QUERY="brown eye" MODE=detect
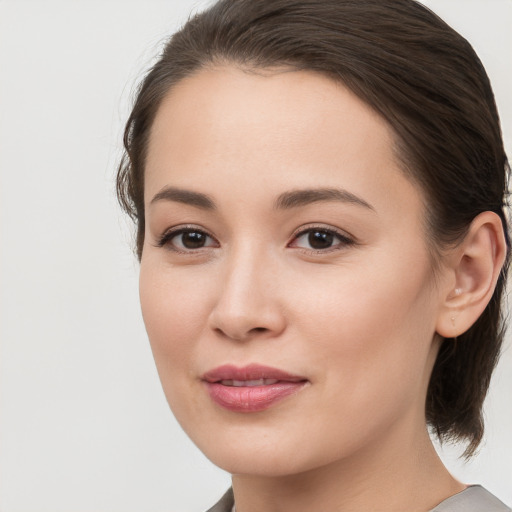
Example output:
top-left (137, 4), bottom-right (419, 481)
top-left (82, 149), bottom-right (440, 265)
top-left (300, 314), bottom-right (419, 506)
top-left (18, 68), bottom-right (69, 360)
top-left (158, 228), bottom-right (218, 251)
top-left (180, 231), bottom-right (209, 249)
top-left (290, 227), bottom-right (354, 252)
top-left (308, 230), bottom-right (335, 249)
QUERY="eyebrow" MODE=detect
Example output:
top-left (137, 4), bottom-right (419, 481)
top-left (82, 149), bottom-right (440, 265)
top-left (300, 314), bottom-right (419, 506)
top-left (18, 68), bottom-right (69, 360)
top-left (149, 185), bottom-right (374, 212)
top-left (274, 188), bottom-right (375, 211)
top-left (150, 186), bottom-right (216, 210)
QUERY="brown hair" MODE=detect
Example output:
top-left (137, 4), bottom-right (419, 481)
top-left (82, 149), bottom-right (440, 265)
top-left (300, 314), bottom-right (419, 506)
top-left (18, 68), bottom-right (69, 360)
top-left (116, 0), bottom-right (509, 455)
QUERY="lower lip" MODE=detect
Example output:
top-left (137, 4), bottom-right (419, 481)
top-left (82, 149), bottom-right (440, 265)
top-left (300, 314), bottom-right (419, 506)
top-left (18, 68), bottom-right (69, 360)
top-left (205, 381), bottom-right (306, 412)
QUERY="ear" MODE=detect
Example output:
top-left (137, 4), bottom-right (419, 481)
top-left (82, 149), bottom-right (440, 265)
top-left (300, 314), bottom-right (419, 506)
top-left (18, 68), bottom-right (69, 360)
top-left (436, 211), bottom-right (507, 338)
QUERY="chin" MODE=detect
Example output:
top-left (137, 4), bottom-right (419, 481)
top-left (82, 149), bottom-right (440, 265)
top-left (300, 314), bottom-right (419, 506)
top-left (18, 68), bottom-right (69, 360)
top-left (206, 449), bottom-right (312, 477)
top-left (191, 426), bottom-right (348, 478)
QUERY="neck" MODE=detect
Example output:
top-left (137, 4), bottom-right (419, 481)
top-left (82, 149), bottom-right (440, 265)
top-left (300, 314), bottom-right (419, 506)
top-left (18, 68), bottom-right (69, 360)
top-left (231, 424), bottom-right (464, 512)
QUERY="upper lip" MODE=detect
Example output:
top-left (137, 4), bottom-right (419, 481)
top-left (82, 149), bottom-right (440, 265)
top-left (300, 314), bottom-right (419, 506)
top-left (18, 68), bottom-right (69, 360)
top-left (202, 364), bottom-right (307, 383)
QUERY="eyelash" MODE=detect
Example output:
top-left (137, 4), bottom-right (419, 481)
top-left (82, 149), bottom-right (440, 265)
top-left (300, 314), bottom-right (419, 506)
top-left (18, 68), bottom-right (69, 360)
top-left (288, 225), bottom-right (356, 253)
top-left (156, 225), bottom-right (219, 253)
top-left (155, 224), bottom-right (355, 254)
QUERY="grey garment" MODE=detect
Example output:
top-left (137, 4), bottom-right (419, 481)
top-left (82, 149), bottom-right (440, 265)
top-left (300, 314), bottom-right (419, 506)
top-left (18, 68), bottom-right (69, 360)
top-left (206, 485), bottom-right (511, 512)
top-left (429, 485), bottom-right (511, 512)
top-left (206, 488), bottom-right (233, 512)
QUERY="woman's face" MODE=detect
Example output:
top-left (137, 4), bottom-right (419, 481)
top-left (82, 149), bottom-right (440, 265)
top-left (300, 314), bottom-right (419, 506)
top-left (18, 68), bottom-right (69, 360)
top-left (140, 66), bottom-right (448, 476)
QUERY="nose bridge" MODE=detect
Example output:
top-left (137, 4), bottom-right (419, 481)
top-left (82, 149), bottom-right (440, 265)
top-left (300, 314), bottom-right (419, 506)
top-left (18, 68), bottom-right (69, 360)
top-left (209, 239), bottom-right (284, 340)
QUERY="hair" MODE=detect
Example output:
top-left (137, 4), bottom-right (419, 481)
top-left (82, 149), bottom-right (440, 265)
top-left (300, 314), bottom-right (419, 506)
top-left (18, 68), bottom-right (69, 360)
top-left (116, 0), bottom-right (509, 456)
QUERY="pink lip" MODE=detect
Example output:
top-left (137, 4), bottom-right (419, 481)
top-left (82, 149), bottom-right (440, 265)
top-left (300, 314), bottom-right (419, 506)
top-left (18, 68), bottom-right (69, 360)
top-left (202, 364), bottom-right (308, 413)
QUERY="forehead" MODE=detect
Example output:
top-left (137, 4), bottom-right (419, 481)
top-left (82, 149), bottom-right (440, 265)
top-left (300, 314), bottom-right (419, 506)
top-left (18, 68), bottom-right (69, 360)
top-left (147, 66), bottom-right (394, 165)
top-left (145, 65), bottom-right (425, 221)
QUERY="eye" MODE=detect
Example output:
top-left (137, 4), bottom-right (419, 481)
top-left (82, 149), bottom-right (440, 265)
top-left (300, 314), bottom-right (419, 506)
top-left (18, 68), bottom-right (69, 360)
top-left (290, 227), bottom-right (354, 252)
top-left (157, 227), bottom-right (218, 252)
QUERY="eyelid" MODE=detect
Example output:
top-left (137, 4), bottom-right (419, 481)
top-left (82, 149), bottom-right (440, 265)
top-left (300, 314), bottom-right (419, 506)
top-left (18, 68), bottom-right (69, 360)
top-left (288, 224), bottom-right (356, 252)
top-left (153, 223), bottom-right (355, 253)
top-left (155, 224), bottom-right (219, 251)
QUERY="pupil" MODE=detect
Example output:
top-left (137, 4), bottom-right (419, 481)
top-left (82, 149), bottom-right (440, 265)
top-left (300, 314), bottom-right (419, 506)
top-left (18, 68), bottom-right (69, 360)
top-left (182, 232), bottom-right (206, 249)
top-left (308, 230), bottom-right (334, 249)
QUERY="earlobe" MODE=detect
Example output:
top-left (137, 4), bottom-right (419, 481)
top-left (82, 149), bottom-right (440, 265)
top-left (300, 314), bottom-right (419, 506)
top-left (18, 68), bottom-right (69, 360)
top-left (436, 211), bottom-right (507, 338)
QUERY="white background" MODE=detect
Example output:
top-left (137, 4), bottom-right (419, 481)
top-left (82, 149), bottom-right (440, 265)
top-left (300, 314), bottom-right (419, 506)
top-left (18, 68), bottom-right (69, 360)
top-left (0, 1), bottom-right (511, 511)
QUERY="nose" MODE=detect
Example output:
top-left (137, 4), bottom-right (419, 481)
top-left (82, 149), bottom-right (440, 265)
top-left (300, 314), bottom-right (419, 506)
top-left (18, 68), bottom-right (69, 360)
top-left (208, 248), bottom-right (286, 342)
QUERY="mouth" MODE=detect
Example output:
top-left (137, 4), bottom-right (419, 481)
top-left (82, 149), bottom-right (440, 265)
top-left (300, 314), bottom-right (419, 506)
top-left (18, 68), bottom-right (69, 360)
top-left (218, 378), bottom-right (280, 387)
top-left (202, 364), bottom-right (308, 413)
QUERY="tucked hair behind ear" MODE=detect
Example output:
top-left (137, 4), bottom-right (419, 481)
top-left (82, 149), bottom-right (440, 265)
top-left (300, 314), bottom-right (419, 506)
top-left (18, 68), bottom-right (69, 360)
top-left (117, 0), bottom-right (510, 456)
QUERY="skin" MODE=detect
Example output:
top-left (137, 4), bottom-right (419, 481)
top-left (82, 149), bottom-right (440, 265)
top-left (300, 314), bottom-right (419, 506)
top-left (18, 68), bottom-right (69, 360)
top-left (138, 66), bottom-right (496, 511)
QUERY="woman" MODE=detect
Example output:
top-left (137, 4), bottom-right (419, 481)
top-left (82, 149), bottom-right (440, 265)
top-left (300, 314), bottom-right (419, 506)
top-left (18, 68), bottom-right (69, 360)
top-left (116, 0), bottom-right (511, 510)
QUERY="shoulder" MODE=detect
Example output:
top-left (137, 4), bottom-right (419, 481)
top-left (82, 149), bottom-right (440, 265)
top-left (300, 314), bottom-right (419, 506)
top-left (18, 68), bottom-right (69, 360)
top-left (430, 485), bottom-right (511, 512)
top-left (205, 488), bottom-right (234, 512)
top-left (204, 486), bottom-right (511, 512)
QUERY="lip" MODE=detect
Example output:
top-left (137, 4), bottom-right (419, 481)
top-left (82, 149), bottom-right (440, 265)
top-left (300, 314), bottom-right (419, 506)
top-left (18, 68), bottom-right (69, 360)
top-left (202, 364), bottom-right (308, 413)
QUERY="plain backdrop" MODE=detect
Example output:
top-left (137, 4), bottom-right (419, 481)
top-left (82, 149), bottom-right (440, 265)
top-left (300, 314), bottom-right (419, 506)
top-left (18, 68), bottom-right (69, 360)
top-left (0, 1), bottom-right (511, 511)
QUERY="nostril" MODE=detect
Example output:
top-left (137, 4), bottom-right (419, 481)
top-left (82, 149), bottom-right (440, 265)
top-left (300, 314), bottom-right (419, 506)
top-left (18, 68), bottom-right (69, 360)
top-left (210, 303), bottom-right (286, 341)
top-left (213, 325), bottom-right (269, 341)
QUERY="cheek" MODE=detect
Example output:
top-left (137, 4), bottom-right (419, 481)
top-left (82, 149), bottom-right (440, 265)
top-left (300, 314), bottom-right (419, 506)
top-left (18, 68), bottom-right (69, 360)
top-left (289, 251), bottom-right (438, 403)
top-left (138, 259), bottom-right (218, 423)
top-left (139, 260), bottom-right (211, 371)
top-left (276, 265), bottom-right (438, 464)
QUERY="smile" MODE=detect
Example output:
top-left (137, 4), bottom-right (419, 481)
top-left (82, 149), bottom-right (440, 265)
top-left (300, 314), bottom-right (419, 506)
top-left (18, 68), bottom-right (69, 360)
top-left (220, 379), bottom-right (279, 387)
top-left (202, 364), bottom-right (308, 412)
